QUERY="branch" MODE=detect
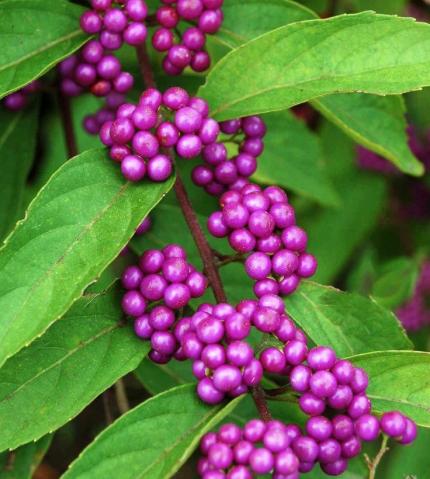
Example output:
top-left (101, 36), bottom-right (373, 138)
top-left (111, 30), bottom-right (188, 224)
top-left (135, 43), bottom-right (271, 421)
top-left (366, 435), bottom-right (389, 479)
top-left (114, 378), bottom-right (131, 414)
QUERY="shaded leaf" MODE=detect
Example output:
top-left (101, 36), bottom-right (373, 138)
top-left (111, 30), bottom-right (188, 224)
top-left (0, 101), bottom-right (39, 241)
top-left (0, 149), bottom-right (174, 368)
top-left (254, 111), bottom-right (339, 206)
top-left (0, 435), bottom-right (52, 479)
top-left (284, 281), bottom-right (412, 357)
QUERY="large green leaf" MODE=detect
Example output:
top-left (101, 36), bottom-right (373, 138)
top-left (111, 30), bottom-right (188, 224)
top-left (0, 149), bottom-right (174, 368)
top-left (284, 281), bottom-right (412, 357)
top-left (350, 351), bottom-right (430, 427)
top-left (199, 13), bottom-right (430, 120)
top-left (0, 101), bottom-right (39, 241)
top-left (313, 94), bottom-right (424, 176)
top-left (0, 0), bottom-right (87, 99)
top-left (0, 287), bottom-right (149, 452)
top-left (62, 385), bottom-right (243, 479)
top-left (211, 3), bottom-right (420, 176)
top-left (0, 435), bottom-right (52, 479)
top-left (216, 0), bottom-right (316, 49)
top-left (254, 111), bottom-right (339, 206)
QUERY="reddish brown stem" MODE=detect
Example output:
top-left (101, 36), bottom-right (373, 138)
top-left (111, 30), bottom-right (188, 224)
top-left (135, 43), bottom-right (271, 420)
top-left (57, 92), bottom-right (78, 158)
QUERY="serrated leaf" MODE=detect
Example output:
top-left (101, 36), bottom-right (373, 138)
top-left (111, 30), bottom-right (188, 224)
top-left (0, 149), bottom-right (174, 368)
top-left (0, 0), bottom-right (88, 99)
top-left (210, 2), bottom-right (421, 178)
top-left (0, 101), bottom-right (39, 241)
top-left (0, 435), bottom-right (52, 479)
top-left (216, 0), bottom-right (316, 49)
top-left (284, 281), bottom-right (412, 357)
top-left (199, 13), bottom-right (430, 120)
top-left (253, 111), bottom-right (339, 206)
top-left (312, 94), bottom-right (424, 176)
top-left (0, 286), bottom-right (149, 452)
top-left (62, 385), bottom-right (243, 479)
top-left (349, 351), bottom-right (430, 427)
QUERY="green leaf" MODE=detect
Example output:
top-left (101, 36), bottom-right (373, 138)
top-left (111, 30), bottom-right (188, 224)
top-left (253, 111), bottom-right (339, 206)
top-left (284, 281), bottom-right (412, 357)
top-left (199, 13), bottom-right (430, 120)
top-left (135, 358), bottom-right (195, 396)
top-left (216, 0), bottom-right (316, 49)
top-left (350, 351), bottom-right (430, 427)
top-left (62, 385), bottom-right (243, 479)
top-left (0, 149), bottom-right (174, 368)
top-left (0, 101), bottom-right (39, 241)
top-left (372, 257), bottom-right (419, 309)
top-left (0, 0), bottom-right (87, 99)
top-left (209, 2), bottom-right (420, 178)
top-left (312, 94), bottom-right (424, 176)
top-left (0, 435), bottom-right (52, 479)
top-left (303, 173), bottom-right (387, 284)
top-left (0, 286), bottom-right (149, 452)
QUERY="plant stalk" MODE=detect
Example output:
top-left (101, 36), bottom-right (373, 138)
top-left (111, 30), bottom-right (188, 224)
top-left (135, 43), bottom-right (271, 421)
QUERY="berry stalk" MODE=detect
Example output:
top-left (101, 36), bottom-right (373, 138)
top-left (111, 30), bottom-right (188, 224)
top-left (134, 41), bottom-right (271, 421)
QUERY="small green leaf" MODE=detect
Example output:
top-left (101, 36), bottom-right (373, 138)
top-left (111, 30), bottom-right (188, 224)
top-left (0, 0), bottom-right (87, 99)
top-left (0, 435), bottom-right (52, 479)
top-left (253, 111), bottom-right (339, 206)
top-left (372, 257), bottom-right (419, 309)
top-left (216, 0), bottom-right (316, 49)
top-left (349, 351), bottom-right (430, 427)
top-left (312, 94), bottom-right (424, 176)
top-left (0, 101), bottom-right (39, 241)
top-left (284, 281), bottom-right (412, 357)
top-left (0, 149), bottom-right (174, 368)
top-left (0, 286), bottom-right (149, 452)
top-left (62, 385), bottom-right (243, 479)
top-left (199, 13), bottom-right (430, 120)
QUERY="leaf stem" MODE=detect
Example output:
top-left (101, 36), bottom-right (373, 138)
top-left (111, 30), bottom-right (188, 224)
top-left (57, 91), bottom-right (78, 158)
top-left (135, 43), bottom-right (271, 421)
top-left (366, 435), bottom-right (389, 479)
top-left (114, 378), bottom-right (131, 414)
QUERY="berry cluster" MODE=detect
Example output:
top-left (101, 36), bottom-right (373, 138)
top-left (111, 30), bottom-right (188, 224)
top-left (208, 183), bottom-right (317, 297)
top-left (192, 116), bottom-right (266, 196)
top-left (121, 244), bottom-right (208, 362)
top-left (397, 260), bottom-right (430, 331)
top-left (99, 86), bottom-right (220, 181)
top-left (152, 0), bottom-right (223, 75)
top-left (178, 294), bottom-right (306, 404)
top-left (2, 81), bottom-right (40, 111)
top-left (58, 45), bottom-right (134, 98)
top-left (199, 409), bottom-right (416, 478)
top-left (80, 0), bottom-right (148, 50)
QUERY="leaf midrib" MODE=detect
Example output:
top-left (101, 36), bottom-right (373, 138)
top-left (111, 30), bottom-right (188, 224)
top-left (0, 29), bottom-right (83, 73)
top-left (0, 319), bottom-right (119, 404)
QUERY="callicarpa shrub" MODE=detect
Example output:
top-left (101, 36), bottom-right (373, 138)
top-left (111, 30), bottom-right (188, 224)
top-left (1, 0), bottom-right (430, 478)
